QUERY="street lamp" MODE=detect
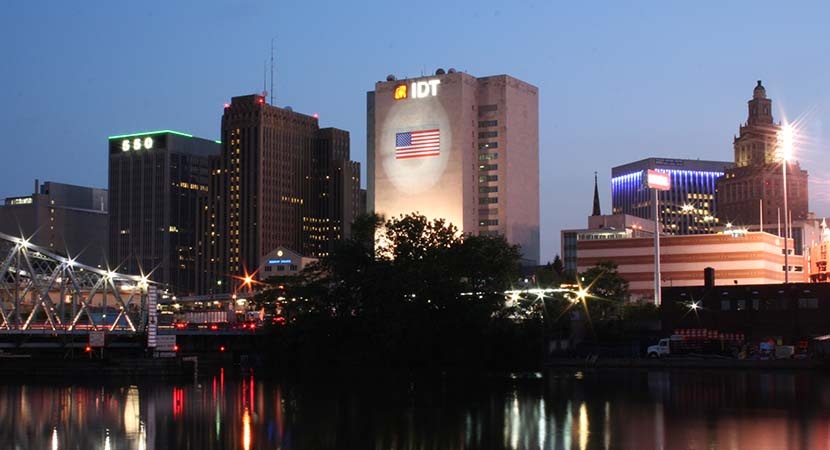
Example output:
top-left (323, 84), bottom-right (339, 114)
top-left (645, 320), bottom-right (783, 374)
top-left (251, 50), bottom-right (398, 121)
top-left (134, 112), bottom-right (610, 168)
top-left (645, 170), bottom-right (671, 306)
top-left (778, 124), bottom-right (794, 283)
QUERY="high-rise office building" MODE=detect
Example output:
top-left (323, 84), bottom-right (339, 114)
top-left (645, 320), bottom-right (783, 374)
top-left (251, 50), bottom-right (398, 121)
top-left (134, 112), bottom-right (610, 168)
top-left (198, 94), bottom-right (361, 293)
top-left (611, 158), bottom-right (733, 235)
top-left (0, 180), bottom-right (108, 267)
top-left (367, 70), bottom-right (539, 264)
top-left (108, 130), bottom-right (219, 294)
top-left (716, 81), bottom-right (809, 226)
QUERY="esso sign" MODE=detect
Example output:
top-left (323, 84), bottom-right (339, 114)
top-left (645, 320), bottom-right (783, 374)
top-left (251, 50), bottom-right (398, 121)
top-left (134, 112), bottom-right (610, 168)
top-left (394, 79), bottom-right (440, 100)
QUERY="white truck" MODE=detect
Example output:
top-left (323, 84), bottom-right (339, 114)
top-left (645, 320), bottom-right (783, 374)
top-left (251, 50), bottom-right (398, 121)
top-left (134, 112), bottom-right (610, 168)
top-left (647, 337), bottom-right (674, 358)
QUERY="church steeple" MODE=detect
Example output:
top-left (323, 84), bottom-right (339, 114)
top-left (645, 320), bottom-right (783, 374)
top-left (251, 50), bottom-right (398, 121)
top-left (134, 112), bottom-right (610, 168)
top-left (592, 171), bottom-right (601, 216)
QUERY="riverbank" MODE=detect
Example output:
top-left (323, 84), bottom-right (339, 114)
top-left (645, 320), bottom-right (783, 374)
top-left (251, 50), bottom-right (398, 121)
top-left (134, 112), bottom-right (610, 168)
top-left (547, 355), bottom-right (826, 369)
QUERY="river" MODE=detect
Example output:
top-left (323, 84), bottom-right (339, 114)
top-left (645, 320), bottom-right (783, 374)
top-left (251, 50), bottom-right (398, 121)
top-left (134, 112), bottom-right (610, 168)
top-left (1, 368), bottom-right (829, 449)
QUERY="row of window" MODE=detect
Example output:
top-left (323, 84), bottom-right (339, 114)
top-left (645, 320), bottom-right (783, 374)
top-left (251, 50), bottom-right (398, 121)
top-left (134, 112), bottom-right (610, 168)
top-left (479, 219), bottom-right (498, 227)
top-left (478, 131), bottom-right (498, 139)
top-left (478, 120), bottom-right (497, 128)
top-left (264, 264), bottom-right (298, 272)
top-left (479, 153), bottom-right (497, 161)
top-left (720, 297), bottom-right (818, 311)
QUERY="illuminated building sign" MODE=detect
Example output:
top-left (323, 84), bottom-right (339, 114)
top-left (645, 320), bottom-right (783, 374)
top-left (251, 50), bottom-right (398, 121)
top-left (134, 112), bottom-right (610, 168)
top-left (121, 137), bottom-right (154, 151)
top-left (9, 197), bottom-right (32, 205)
top-left (394, 79), bottom-right (440, 100)
top-left (644, 170), bottom-right (671, 191)
top-left (268, 259), bottom-right (292, 265)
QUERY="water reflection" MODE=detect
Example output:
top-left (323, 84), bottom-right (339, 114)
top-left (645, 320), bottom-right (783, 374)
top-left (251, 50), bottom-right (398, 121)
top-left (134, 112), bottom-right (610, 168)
top-left (0, 369), bottom-right (829, 449)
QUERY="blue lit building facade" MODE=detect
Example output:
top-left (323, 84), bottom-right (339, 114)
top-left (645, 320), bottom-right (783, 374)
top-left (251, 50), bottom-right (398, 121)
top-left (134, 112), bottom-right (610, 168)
top-left (611, 158), bottom-right (733, 235)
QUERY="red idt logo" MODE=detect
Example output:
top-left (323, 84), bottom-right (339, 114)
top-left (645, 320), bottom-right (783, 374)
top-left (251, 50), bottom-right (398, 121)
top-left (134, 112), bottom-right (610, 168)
top-left (394, 79), bottom-right (440, 100)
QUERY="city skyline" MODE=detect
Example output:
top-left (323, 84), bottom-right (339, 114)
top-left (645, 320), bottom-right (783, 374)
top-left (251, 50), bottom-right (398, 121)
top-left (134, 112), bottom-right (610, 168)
top-left (3, 1), bottom-right (830, 264)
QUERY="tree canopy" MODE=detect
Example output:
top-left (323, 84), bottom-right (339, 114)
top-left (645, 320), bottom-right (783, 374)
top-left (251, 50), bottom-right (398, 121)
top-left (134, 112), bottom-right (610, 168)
top-left (256, 212), bottom-right (531, 369)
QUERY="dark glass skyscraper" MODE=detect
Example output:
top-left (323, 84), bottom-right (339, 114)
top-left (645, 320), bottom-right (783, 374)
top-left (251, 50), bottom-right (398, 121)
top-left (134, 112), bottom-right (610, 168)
top-left (611, 158), bottom-right (733, 234)
top-left (108, 130), bottom-right (219, 294)
top-left (197, 94), bottom-right (361, 294)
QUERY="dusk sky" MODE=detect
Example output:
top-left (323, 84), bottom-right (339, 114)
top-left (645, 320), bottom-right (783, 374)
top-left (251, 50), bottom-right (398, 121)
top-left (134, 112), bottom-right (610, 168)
top-left (3, 1), bottom-right (830, 263)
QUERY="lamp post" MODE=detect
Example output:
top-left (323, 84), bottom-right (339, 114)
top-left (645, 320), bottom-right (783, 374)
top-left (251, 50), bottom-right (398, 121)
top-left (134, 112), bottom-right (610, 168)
top-left (645, 170), bottom-right (671, 306)
top-left (778, 124), bottom-right (794, 283)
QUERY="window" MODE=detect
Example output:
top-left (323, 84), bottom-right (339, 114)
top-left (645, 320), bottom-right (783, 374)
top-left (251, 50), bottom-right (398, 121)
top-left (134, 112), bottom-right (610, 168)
top-left (479, 197), bottom-right (498, 204)
top-left (479, 104), bottom-right (498, 112)
top-left (290, 264), bottom-right (298, 271)
top-left (479, 175), bottom-right (498, 182)
top-left (479, 208), bottom-right (498, 215)
top-left (478, 142), bottom-right (498, 150)
top-left (798, 298), bottom-right (818, 309)
top-left (265, 266), bottom-right (272, 272)
top-left (479, 164), bottom-right (498, 171)
top-left (478, 120), bottom-right (498, 127)
top-left (721, 299), bottom-right (731, 311)
top-left (277, 265), bottom-right (285, 271)
top-left (479, 186), bottom-right (498, 193)
top-left (478, 131), bottom-right (498, 138)
top-left (736, 299), bottom-right (746, 311)
top-left (479, 153), bottom-right (498, 161)
top-left (479, 219), bottom-right (498, 226)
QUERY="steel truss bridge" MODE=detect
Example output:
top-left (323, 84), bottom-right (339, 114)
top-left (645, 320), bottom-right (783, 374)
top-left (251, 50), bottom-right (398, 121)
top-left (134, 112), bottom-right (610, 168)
top-left (0, 231), bottom-right (148, 336)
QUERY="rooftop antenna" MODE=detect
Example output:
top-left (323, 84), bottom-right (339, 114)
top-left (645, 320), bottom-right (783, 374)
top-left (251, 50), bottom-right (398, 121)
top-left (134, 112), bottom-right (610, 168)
top-left (262, 61), bottom-right (267, 100)
top-left (270, 37), bottom-right (275, 105)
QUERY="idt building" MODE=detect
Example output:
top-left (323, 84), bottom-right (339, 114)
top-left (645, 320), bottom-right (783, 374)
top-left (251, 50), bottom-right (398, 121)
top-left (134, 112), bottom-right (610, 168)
top-left (368, 69), bottom-right (539, 264)
top-left (109, 130), bottom-right (220, 294)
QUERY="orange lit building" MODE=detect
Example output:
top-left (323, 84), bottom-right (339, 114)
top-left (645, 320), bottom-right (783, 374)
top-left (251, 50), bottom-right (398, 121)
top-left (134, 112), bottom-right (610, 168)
top-left (577, 231), bottom-right (805, 301)
top-left (368, 70), bottom-right (539, 264)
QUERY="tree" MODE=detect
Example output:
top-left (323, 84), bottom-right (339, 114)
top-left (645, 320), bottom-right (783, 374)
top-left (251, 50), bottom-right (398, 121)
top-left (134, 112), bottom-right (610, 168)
top-left (535, 254), bottom-right (572, 287)
top-left (578, 261), bottom-right (630, 321)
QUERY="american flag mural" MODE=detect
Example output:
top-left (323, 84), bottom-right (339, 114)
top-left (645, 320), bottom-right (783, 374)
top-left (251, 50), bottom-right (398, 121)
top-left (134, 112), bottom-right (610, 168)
top-left (395, 129), bottom-right (440, 159)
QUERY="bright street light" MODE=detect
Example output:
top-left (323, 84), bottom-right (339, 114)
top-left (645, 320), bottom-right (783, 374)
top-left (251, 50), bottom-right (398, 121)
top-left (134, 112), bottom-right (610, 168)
top-left (778, 123), bottom-right (794, 283)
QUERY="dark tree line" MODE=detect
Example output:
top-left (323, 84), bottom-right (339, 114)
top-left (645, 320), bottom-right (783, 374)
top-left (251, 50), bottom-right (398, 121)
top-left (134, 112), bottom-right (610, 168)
top-left (255, 213), bottom-right (541, 370)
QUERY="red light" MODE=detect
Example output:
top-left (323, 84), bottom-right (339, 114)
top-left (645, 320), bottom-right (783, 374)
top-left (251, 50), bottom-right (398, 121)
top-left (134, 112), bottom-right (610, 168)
top-left (313, 113), bottom-right (319, 119)
top-left (173, 345), bottom-right (180, 352)
top-left (220, 346), bottom-right (226, 352)
top-left (224, 103), bottom-right (230, 108)
top-left (84, 346), bottom-right (91, 352)
top-left (210, 324), bottom-right (219, 331)
top-left (257, 97), bottom-right (264, 104)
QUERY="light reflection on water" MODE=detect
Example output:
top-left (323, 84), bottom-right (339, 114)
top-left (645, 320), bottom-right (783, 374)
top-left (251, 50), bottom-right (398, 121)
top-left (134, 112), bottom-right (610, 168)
top-left (0, 369), bottom-right (829, 449)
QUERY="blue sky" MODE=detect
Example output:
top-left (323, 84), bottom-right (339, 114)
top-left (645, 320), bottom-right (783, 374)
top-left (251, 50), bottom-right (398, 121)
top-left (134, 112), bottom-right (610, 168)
top-left (3, 1), bottom-right (830, 263)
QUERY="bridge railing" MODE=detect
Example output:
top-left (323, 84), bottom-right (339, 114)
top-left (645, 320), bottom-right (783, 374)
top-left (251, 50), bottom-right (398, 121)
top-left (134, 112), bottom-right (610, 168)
top-left (0, 232), bottom-right (148, 334)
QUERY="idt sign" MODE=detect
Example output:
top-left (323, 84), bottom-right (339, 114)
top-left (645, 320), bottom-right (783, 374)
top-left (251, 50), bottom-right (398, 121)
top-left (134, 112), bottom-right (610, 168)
top-left (394, 79), bottom-right (440, 100)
